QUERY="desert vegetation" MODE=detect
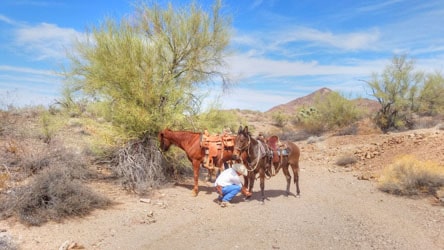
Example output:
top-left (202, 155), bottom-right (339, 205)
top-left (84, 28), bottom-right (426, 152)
top-left (378, 155), bottom-right (444, 197)
top-left (1, 2), bottom-right (444, 241)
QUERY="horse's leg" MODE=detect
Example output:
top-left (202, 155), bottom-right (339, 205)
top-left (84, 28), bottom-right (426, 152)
top-left (205, 168), bottom-right (213, 182)
top-left (282, 163), bottom-right (292, 197)
top-left (259, 170), bottom-right (266, 204)
top-left (293, 163), bottom-right (300, 197)
top-left (191, 160), bottom-right (200, 196)
top-left (242, 175), bottom-right (252, 200)
top-left (248, 172), bottom-right (254, 194)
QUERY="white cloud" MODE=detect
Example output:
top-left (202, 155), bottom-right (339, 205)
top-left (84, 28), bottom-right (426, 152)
top-left (226, 54), bottom-right (377, 79)
top-left (0, 65), bottom-right (56, 76)
top-left (0, 14), bottom-right (19, 25)
top-left (278, 27), bottom-right (381, 51)
top-left (14, 23), bottom-right (82, 60)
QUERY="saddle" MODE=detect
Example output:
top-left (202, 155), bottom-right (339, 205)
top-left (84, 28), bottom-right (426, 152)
top-left (200, 129), bottom-right (235, 168)
top-left (266, 135), bottom-right (289, 164)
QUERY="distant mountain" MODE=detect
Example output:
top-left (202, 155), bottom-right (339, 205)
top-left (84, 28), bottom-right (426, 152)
top-left (265, 87), bottom-right (380, 114)
top-left (266, 87), bottom-right (332, 114)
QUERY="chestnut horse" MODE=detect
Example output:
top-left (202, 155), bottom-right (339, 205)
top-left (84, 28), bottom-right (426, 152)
top-left (158, 128), bottom-right (235, 196)
top-left (232, 126), bottom-right (301, 203)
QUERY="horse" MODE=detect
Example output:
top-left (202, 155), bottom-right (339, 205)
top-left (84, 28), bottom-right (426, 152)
top-left (158, 128), bottom-right (236, 196)
top-left (232, 126), bottom-right (301, 203)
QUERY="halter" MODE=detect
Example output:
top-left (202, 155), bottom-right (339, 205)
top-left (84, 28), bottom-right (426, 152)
top-left (234, 134), bottom-right (250, 153)
top-left (235, 134), bottom-right (263, 173)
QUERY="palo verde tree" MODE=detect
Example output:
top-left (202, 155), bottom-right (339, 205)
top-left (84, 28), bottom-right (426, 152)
top-left (63, 0), bottom-right (231, 138)
top-left (417, 72), bottom-right (444, 116)
top-left (366, 55), bottom-right (424, 132)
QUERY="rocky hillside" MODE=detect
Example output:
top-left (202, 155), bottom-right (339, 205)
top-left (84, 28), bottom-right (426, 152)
top-left (265, 87), bottom-right (380, 115)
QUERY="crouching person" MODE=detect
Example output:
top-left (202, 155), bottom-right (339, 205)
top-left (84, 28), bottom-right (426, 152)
top-left (214, 163), bottom-right (251, 207)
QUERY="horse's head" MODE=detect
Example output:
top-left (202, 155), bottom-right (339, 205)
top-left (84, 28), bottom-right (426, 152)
top-left (232, 126), bottom-right (250, 160)
top-left (158, 129), bottom-right (171, 151)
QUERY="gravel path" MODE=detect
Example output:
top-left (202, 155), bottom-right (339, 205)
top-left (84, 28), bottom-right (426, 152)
top-left (2, 158), bottom-right (443, 250)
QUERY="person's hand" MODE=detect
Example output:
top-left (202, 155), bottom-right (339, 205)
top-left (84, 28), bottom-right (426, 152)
top-left (241, 187), bottom-right (252, 197)
top-left (216, 185), bottom-right (223, 195)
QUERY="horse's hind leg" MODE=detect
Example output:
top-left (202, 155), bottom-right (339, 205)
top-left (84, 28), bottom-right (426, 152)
top-left (282, 165), bottom-right (292, 196)
top-left (292, 163), bottom-right (300, 197)
top-left (259, 171), bottom-right (266, 204)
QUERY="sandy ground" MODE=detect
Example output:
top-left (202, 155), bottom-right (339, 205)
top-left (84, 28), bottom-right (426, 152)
top-left (1, 128), bottom-right (444, 250)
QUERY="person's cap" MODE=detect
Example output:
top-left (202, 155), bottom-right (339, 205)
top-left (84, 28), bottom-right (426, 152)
top-left (232, 163), bottom-right (248, 176)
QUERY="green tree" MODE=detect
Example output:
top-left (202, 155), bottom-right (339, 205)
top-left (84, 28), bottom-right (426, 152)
top-left (314, 91), bottom-right (361, 129)
top-left (366, 55), bottom-right (423, 132)
top-left (63, 0), bottom-right (231, 138)
top-left (418, 72), bottom-right (444, 116)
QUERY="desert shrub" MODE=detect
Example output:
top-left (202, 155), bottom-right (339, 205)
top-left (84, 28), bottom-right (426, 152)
top-left (315, 92), bottom-right (362, 129)
top-left (306, 136), bottom-right (325, 144)
top-left (378, 155), bottom-right (444, 197)
top-left (271, 112), bottom-right (289, 128)
top-left (299, 116), bottom-right (326, 136)
top-left (0, 234), bottom-right (17, 250)
top-left (0, 166), bottom-right (112, 226)
top-left (12, 140), bottom-right (92, 180)
top-left (196, 108), bottom-right (244, 134)
top-left (113, 137), bottom-right (168, 194)
top-left (273, 130), bottom-right (311, 142)
top-left (336, 155), bottom-right (357, 166)
top-left (410, 115), bottom-right (443, 129)
top-left (334, 124), bottom-right (359, 136)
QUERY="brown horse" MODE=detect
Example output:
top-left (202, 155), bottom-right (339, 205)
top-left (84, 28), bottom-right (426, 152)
top-left (232, 126), bottom-right (301, 203)
top-left (158, 128), bottom-right (236, 196)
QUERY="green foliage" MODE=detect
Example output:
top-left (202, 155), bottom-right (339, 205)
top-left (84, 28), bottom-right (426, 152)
top-left (63, 0), bottom-right (231, 138)
top-left (418, 72), bottom-right (444, 116)
top-left (197, 108), bottom-right (244, 133)
top-left (314, 92), bottom-right (361, 129)
top-left (271, 111), bottom-right (289, 128)
top-left (367, 55), bottom-right (424, 132)
top-left (40, 110), bottom-right (65, 143)
top-left (297, 109), bottom-right (325, 135)
top-left (296, 92), bottom-right (360, 135)
top-left (297, 107), bottom-right (317, 119)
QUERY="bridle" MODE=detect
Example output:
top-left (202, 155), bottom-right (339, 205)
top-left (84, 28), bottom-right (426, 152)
top-left (235, 133), bottom-right (262, 172)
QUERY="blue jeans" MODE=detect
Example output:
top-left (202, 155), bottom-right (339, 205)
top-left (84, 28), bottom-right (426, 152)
top-left (220, 184), bottom-right (241, 202)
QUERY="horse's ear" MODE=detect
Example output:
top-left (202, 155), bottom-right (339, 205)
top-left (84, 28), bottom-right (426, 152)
top-left (244, 126), bottom-right (249, 134)
top-left (238, 125), bottom-right (243, 134)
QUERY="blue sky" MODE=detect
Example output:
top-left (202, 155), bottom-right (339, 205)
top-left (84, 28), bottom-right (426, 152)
top-left (1, 0), bottom-right (444, 111)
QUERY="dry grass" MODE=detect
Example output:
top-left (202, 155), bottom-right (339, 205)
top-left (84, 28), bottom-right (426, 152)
top-left (336, 155), bottom-right (357, 167)
top-left (112, 137), bottom-right (168, 194)
top-left (378, 155), bottom-right (444, 198)
top-left (0, 166), bottom-right (112, 226)
top-left (0, 234), bottom-right (17, 250)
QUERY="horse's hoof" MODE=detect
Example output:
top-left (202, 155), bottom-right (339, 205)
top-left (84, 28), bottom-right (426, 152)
top-left (191, 191), bottom-right (198, 197)
top-left (296, 194), bottom-right (301, 198)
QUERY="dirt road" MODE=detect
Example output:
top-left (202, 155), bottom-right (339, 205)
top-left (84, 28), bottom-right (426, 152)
top-left (2, 154), bottom-right (443, 250)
